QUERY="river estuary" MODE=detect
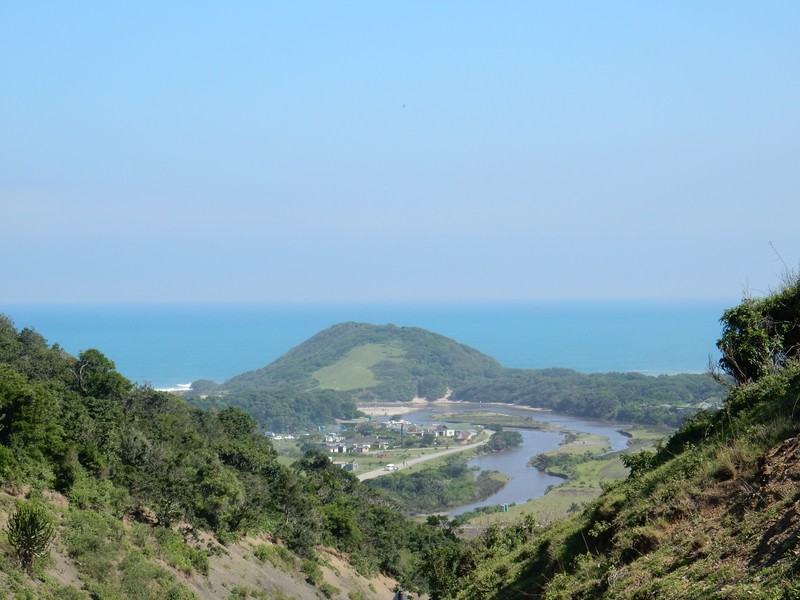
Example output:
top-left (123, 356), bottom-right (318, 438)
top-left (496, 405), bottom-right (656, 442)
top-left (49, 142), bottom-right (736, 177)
top-left (400, 404), bottom-right (632, 515)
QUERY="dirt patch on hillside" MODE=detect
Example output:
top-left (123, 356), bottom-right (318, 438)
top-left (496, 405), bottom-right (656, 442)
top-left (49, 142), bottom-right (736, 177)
top-left (182, 534), bottom-right (401, 600)
top-left (749, 433), bottom-right (800, 568)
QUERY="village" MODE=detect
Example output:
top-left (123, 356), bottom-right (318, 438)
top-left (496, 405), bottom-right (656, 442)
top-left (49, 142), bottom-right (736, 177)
top-left (267, 417), bottom-right (481, 474)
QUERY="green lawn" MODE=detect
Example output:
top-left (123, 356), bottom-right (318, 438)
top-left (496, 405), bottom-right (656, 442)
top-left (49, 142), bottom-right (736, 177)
top-left (312, 343), bottom-right (405, 391)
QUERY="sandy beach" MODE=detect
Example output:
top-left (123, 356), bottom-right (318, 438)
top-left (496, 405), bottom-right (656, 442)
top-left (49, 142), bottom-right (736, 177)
top-left (357, 398), bottom-right (551, 417)
top-left (357, 397), bottom-right (457, 417)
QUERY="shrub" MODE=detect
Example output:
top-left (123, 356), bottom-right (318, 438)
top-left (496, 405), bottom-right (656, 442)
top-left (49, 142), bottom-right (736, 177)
top-left (320, 582), bottom-right (340, 598)
top-left (301, 558), bottom-right (323, 586)
top-left (229, 586), bottom-right (269, 599)
top-left (252, 543), bottom-right (295, 572)
top-left (6, 501), bottom-right (55, 574)
top-left (0, 445), bottom-right (20, 482)
top-left (153, 527), bottom-right (209, 576)
top-left (62, 509), bottom-right (124, 581)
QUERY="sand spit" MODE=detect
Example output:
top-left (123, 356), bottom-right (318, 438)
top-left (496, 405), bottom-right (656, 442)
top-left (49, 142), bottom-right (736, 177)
top-left (357, 398), bottom-right (551, 417)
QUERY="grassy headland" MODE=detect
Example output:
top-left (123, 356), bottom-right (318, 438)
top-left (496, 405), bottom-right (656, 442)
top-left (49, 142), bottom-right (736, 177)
top-left (185, 322), bottom-right (723, 431)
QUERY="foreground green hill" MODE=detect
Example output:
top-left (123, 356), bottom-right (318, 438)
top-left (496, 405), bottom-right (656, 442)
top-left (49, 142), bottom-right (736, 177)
top-left (190, 322), bottom-right (722, 431)
top-left (429, 277), bottom-right (800, 599)
top-left (0, 316), bottom-right (455, 598)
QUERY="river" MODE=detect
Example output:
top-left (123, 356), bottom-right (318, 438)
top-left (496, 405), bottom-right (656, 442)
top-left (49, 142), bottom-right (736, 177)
top-left (400, 403), bottom-right (631, 515)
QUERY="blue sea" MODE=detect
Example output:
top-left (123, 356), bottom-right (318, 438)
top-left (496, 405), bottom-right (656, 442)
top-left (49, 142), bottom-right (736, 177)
top-left (2, 301), bottom-right (732, 389)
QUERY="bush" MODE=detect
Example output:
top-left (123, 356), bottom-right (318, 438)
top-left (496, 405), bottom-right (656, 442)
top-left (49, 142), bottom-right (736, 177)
top-left (153, 527), bottom-right (209, 576)
top-left (6, 501), bottom-right (55, 574)
top-left (301, 558), bottom-right (323, 586)
top-left (320, 582), bottom-right (340, 598)
top-left (252, 543), bottom-right (295, 572)
top-left (62, 509), bottom-right (124, 581)
top-left (0, 445), bottom-right (20, 482)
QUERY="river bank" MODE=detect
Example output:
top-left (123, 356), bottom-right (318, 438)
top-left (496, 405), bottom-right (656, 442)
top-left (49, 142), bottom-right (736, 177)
top-left (359, 402), bottom-right (669, 524)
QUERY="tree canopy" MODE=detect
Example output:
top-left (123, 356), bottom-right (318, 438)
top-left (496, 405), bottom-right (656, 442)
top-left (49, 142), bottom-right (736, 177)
top-left (717, 276), bottom-right (800, 384)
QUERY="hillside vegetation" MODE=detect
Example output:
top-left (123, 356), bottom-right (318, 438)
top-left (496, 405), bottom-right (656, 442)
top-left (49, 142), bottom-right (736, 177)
top-left (190, 322), bottom-right (723, 431)
top-left (313, 343), bottom-right (404, 391)
top-left (429, 277), bottom-right (800, 599)
top-left (0, 316), bottom-right (456, 598)
top-left (220, 322), bottom-right (503, 399)
top-left (4, 278), bottom-right (799, 598)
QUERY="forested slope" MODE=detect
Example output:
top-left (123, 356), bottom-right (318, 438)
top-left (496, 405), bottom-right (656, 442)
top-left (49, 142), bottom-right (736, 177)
top-left (0, 316), bottom-right (454, 598)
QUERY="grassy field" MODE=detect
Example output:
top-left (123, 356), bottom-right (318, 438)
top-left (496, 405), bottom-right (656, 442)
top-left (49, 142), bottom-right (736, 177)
top-left (347, 447), bottom-right (441, 471)
top-left (312, 343), bottom-right (404, 391)
top-left (547, 431), bottom-right (611, 455)
top-left (375, 436), bottom-right (492, 475)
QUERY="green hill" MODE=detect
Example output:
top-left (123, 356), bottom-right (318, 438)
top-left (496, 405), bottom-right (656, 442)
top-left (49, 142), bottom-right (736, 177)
top-left (189, 322), bottom-right (723, 431)
top-left (219, 321), bottom-right (504, 399)
top-left (186, 323), bottom-right (510, 431)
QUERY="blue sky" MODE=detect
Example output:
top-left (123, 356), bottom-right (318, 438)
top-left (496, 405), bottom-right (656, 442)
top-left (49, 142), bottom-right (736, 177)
top-left (2, 2), bottom-right (798, 303)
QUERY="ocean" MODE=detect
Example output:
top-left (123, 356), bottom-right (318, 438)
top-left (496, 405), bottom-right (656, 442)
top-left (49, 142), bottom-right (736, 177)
top-left (2, 301), bottom-right (732, 389)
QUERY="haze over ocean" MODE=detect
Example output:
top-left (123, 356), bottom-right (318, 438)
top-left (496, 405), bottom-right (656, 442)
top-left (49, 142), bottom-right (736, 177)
top-left (4, 301), bottom-right (729, 389)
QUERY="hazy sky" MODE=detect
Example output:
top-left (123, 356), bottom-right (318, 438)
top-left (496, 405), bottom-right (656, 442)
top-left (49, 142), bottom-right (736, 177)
top-left (2, 2), bottom-right (798, 303)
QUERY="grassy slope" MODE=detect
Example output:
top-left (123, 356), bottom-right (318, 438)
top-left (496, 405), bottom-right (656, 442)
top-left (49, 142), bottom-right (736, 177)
top-left (312, 343), bottom-right (405, 391)
top-left (455, 360), bottom-right (800, 599)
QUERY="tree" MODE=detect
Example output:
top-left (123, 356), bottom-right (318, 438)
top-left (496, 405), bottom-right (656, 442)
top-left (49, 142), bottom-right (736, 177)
top-left (320, 499), bottom-right (362, 551)
top-left (420, 543), bottom-right (465, 600)
top-left (6, 502), bottom-right (55, 574)
top-left (717, 277), bottom-right (800, 384)
top-left (0, 365), bottom-right (64, 455)
top-left (486, 430), bottom-right (523, 452)
top-left (197, 461), bottom-right (245, 531)
top-left (71, 349), bottom-right (131, 399)
top-left (218, 406), bottom-right (259, 438)
top-left (717, 299), bottom-right (781, 384)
